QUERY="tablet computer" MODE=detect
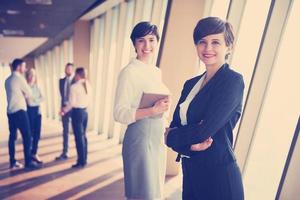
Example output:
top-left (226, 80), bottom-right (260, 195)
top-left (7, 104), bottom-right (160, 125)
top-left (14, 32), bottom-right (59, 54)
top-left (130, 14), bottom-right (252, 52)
top-left (139, 93), bottom-right (169, 109)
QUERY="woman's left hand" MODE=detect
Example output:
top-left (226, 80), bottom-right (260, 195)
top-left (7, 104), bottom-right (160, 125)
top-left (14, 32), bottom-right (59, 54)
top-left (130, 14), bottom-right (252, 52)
top-left (190, 137), bottom-right (213, 151)
top-left (164, 127), bottom-right (177, 144)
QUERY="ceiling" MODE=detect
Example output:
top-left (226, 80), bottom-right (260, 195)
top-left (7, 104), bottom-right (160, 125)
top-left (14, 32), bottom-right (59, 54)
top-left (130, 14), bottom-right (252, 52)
top-left (0, 0), bottom-right (104, 63)
top-left (0, 37), bottom-right (47, 63)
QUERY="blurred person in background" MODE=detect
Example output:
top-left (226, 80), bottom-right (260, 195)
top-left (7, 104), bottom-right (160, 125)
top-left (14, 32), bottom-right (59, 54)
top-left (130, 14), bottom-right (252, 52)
top-left (26, 68), bottom-right (43, 164)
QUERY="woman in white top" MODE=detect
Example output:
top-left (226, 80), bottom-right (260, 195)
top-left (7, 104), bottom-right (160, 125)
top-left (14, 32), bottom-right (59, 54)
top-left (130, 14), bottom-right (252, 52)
top-left (62, 67), bottom-right (92, 168)
top-left (26, 68), bottom-right (43, 164)
top-left (114, 22), bottom-right (170, 200)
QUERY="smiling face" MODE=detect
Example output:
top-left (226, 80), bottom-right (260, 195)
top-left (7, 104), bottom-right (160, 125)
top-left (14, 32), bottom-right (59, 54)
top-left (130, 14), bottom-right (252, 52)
top-left (134, 34), bottom-right (158, 63)
top-left (196, 33), bottom-right (231, 69)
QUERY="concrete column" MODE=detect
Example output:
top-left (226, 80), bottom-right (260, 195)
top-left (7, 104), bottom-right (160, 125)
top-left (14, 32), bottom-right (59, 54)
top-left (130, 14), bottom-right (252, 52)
top-left (73, 20), bottom-right (90, 70)
top-left (159, 0), bottom-right (206, 175)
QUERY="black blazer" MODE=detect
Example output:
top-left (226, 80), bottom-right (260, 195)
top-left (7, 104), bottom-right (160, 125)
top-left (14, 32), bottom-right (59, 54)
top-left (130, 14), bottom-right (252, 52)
top-left (166, 64), bottom-right (244, 165)
top-left (59, 77), bottom-right (75, 107)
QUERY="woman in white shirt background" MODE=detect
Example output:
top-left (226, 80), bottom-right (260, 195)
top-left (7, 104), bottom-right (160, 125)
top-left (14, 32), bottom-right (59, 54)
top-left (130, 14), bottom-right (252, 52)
top-left (61, 67), bottom-right (92, 168)
top-left (26, 68), bottom-right (43, 164)
top-left (114, 22), bottom-right (170, 200)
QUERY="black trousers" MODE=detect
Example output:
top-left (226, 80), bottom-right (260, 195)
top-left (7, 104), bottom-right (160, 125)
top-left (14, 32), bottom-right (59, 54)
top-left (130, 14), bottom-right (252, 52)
top-left (71, 108), bottom-right (88, 165)
top-left (61, 109), bottom-right (71, 155)
top-left (27, 106), bottom-right (42, 155)
top-left (7, 110), bottom-right (32, 165)
top-left (182, 158), bottom-right (244, 200)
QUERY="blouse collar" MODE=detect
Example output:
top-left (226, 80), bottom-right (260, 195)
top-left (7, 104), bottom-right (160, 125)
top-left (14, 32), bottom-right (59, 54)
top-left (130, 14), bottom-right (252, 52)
top-left (131, 58), bottom-right (154, 68)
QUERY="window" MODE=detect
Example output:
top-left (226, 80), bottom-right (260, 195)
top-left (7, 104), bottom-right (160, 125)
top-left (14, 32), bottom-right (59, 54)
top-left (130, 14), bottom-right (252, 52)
top-left (242, 0), bottom-right (300, 198)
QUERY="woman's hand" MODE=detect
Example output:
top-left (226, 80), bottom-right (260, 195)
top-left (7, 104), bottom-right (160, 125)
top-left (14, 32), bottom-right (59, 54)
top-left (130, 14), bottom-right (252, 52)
top-left (152, 97), bottom-right (170, 115)
top-left (164, 127), bottom-right (177, 144)
top-left (190, 137), bottom-right (213, 151)
top-left (59, 108), bottom-right (65, 116)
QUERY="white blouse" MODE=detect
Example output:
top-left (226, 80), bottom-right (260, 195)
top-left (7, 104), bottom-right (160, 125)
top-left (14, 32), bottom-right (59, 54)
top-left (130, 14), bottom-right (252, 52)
top-left (114, 58), bottom-right (170, 125)
top-left (179, 75), bottom-right (205, 125)
top-left (69, 79), bottom-right (92, 109)
top-left (27, 84), bottom-right (43, 107)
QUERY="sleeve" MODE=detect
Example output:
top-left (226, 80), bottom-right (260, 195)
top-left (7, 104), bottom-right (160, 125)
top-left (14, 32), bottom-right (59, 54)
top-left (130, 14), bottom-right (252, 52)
top-left (163, 107), bottom-right (171, 128)
top-left (64, 85), bottom-right (76, 112)
top-left (59, 79), bottom-right (65, 97)
top-left (87, 81), bottom-right (93, 105)
top-left (113, 70), bottom-right (137, 124)
top-left (37, 86), bottom-right (43, 103)
top-left (167, 81), bottom-right (193, 155)
top-left (169, 81), bottom-right (189, 128)
top-left (20, 76), bottom-right (32, 99)
top-left (166, 74), bottom-right (244, 148)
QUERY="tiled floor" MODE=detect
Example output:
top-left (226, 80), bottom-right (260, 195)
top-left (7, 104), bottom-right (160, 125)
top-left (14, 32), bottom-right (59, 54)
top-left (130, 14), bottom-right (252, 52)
top-left (0, 120), bottom-right (182, 200)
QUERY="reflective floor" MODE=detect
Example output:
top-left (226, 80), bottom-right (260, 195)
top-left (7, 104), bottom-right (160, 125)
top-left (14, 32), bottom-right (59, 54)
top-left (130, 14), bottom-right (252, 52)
top-left (0, 120), bottom-right (181, 200)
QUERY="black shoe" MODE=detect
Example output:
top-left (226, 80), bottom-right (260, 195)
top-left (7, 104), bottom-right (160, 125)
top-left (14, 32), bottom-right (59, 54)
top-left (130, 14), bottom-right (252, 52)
top-left (10, 161), bottom-right (23, 169)
top-left (32, 155), bottom-right (43, 164)
top-left (25, 161), bottom-right (42, 170)
top-left (55, 154), bottom-right (68, 161)
top-left (71, 163), bottom-right (85, 168)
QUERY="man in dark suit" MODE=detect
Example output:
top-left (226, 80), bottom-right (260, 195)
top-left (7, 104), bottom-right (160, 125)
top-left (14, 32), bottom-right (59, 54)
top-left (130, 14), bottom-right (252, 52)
top-left (55, 63), bottom-right (74, 160)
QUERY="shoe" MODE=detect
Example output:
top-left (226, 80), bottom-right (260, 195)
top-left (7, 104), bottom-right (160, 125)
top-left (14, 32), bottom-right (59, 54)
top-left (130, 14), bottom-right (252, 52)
top-left (55, 154), bottom-right (68, 161)
top-left (25, 161), bottom-right (42, 170)
top-left (32, 155), bottom-right (43, 164)
top-left (10, 161), bottom-right (23, 169)
top-left (71, 163), bottom-right (85, 168)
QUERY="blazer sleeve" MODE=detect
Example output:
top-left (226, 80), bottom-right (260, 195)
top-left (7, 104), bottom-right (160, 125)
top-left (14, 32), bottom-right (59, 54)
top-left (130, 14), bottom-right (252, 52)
top-left (59, 79), bottom-right (63, 97)
top-left (168, 80), bottom-right (196, 155)
top-left (166, 74), bottom-right (244, 148)
top-left (169, 81), bottom-right (188, 128)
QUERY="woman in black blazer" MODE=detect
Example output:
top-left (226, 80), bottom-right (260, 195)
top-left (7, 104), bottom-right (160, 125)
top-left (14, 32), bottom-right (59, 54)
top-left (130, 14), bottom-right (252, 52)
top-left (166, 17), bottom-right (244, 200)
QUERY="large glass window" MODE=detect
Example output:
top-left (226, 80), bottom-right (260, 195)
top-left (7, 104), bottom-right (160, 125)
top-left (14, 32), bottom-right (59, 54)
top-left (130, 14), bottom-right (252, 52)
top-left (0, 64), bottom-right (11, 125)
top-left (230, 0), bottom-right (272, 97)
top-left (243, 0), bottom-right (300, 198)
top-left (142, 0), bottom-right (154, 21)
top-left (228, 0), bottom-right (272, 143)
top-left (90, 17), bottom-right (105, 133)
top-left (210, 0), bottom-right (231, 19)
top-left (34, 38), bottom-right (73, 121)
top-left (101, 5), bottom-right (120, 138)
top-left (35, 57), bottom-right (47, 117)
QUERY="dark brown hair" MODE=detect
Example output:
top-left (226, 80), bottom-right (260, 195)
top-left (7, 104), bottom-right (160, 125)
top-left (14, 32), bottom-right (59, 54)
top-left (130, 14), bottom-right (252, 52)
top-left (11, 58), bottom-right (24, 71)
top-left (193, 17), bottom-right (234, 47)
top-left (130, 21), bottom-right (160, 45)
top-left (75, 67), bottom-right (88, 94)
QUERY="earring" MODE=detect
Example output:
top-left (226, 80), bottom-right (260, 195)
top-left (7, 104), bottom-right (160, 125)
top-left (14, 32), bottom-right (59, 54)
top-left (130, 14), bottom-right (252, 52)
top-left (225, 52), bottom-right (231, 60)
